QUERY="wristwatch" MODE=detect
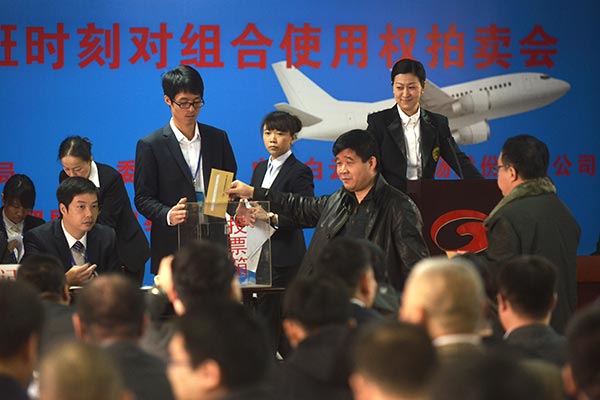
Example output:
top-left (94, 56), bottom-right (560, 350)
top-left (267, 212), bottom-right (278, 226)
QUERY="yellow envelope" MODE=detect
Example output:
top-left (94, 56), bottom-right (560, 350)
top-left (204, 168), bottom-right (234, 218)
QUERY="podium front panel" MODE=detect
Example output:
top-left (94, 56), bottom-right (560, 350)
top-left (178, 201), bottom-right (272, 288)
top-left (407, 179), bottom-right (502, 255)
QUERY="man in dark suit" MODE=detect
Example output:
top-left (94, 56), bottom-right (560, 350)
top-left (497, 255), bottom-right (566, 366)
top-left (315, 238), bottom-right (381, 326)
top-left (0, 174), bottom-right (45, 263)
top-left (367, 58), bottom-right (482, 193)
top-left (59, 135), bottom-right (150, 284)
top-left (135, 65), bottom-right (237, 274)
top-left (24, 176), bottom-right (120, 285)
top-left (73, 274), bottom-right (174, 400)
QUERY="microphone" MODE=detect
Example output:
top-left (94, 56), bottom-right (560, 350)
top-left (447, 136), bottom-right (464, 179)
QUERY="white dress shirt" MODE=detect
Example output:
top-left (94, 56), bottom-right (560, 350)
top-left (397, 105), bottom-right (422, 180)
top-left (261, 150), bottom-right (292, 189)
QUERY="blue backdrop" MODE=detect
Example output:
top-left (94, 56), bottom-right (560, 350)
top-left (2, 0), bottom-right (598, 285)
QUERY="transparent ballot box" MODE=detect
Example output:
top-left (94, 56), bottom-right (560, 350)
top-left (178, 201), bottom-right (272, 287)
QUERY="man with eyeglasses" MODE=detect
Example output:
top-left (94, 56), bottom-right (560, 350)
top-left (135, 65), bottom-right (237, 275)
top-left (451, 134), bottom-right (580, 334)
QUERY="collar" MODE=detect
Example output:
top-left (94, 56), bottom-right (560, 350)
top-left (269, 150), bottom-right (292, 169)
top-left (88, 160), bottom-right (100, 188)
top-left (485, 177), bottom-right (556, 226)
top-left (397, 105), bottom-right (421, 126)
top-left (2, 208), bottom-right (23, 234)
top-left (61, 219), bottom-right (88, 248)
top-left (433, 334), bottom-right (482, 347)
top-left (170, 118), bottom-right (200, 143)
top-left (350, 298), bottom-right (366, 307)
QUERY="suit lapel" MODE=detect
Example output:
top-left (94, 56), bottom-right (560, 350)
top-left (419, 109), bottom-right (436, 170)
top-left (271, 154), bottom-right (296, 191)
top-left (52, 220), bottom-right (73, 268)
top-left (252, 160), bottom-right (268, 188)
top-left (385, 107), bottom-right (407, 160)
top-left (164, 124), bottom-right (194, 182)
top-left (86, 227), bottom-right (99, 265)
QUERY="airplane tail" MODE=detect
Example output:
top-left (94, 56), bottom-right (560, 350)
top-left (272, 61), bottom-right (335, 127)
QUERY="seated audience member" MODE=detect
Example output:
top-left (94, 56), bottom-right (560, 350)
top-left (399, 256), bottom-right (487, 363)
top-left (73, 274), bottom-right (174, 400)
top-left (23, 176), bottom-right (120, 285)
top-left (59, 136), bottom-right (150, 284)
top-left (316, 238), bottom-right (382, 325)
top-left (430, 351), bottom-right (549, 400)
top-left (350, 320), bottom-right (437, 400)
top-left (38, 341), bottom-right (132, 400)
top-left (497, 255), bottom-right (566, 366)
top-left (168, 302), bottom-right (271, 400)
top-left (142, 240), bottom-right (242, 361)
top-left (274, 277), bottom-right (354, 400)
top-left (0, 280), bottom-right (44, 400)
top-left (454, 135), bottom-right (580, 334)
top-left (16, 254), bottom-right (76, 357)
top-left (1, 174), bottom-right (45, 263)
top-left (563, 304), bottom-right (600, 400)
top-left (402, 257), bottom-right (563, 399)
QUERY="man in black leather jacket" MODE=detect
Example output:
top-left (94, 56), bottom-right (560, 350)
top-left (229, 129), bottom-right (429, 292)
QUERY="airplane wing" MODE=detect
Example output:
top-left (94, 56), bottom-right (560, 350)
top-left (274, 102), bottom-right (323, 127)
top-left (421, 79), bottom-right (454, 113)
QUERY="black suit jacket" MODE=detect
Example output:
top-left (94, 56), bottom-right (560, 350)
top-left (367, 106), bottom-right (482, 192)
top-left (23, 219), bottom-right (120, 274)
top-left (134, 122), bottom-right (237, 273)
top-left (250, 154), bottom-right (314, 268)
top-left (505, 323), bottom-right (566, 367)
top-left (0, 208), bottom-right (45, 263)
top-left (60, 163), bottom-right (149, 273)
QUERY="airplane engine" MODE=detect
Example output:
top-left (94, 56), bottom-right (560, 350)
top-left (452, 120), bottom-right (490, 145)
top-left (451, 91), bottom-right (490, 114)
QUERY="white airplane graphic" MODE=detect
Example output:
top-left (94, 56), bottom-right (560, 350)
top-left (272, 61), bottom-right (570, 145)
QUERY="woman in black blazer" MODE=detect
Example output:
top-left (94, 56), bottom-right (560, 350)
top-left (251, 111), bottom-right (314, 357)
top-left (58, 136), bottom-right (149, 284)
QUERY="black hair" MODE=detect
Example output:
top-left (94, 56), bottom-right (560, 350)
top-left (261, 111), bottom-right (302, 138)
top-left (17, 254), bottom-right (66, 296)
top-left (56, 176), bottom-right (98, 209)
top-left (391, 58), bottom-right (426, 86)
top-left (283, 276), bottom-right (351, 330)
top-left (162, 65), bottom-right (204, 100)
top-left (3, 174), bottom-right (36, 209)
top-left (0, 280), bottom-right (44, 358)
top-left (353, 320), bottom-right (437, 397)
top-left (75, 274), bottom-right (146, 339)
top-left (315, 237), bottom-right (373, 296)
top-left (175, 301), bottom-right (270, 390)
top-left (566, 304), bottom-right (600, 399)
top-left (496, 255), bottom-right (557, 320)
top-left (501, 135), bottom-right (549, 180)
top-left (332, 129), bottom-right (380, 170)
top-left (171, 240), bottom-right (236, 309)
top-left (58, 136), bottom-right (93, 162)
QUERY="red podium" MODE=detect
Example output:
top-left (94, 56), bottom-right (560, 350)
top-left (406, 179), bottom-right (503, 256)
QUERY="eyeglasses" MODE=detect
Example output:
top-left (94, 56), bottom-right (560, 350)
top-left (491, 164), bottom-right (510, 173)
top-left (171, 98), bottom-right (205, 110)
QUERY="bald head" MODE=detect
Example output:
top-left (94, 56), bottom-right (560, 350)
top-left (74, 274), bottom-right (146, 342)
top-left (400, 257), bottom-right (485, 337)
